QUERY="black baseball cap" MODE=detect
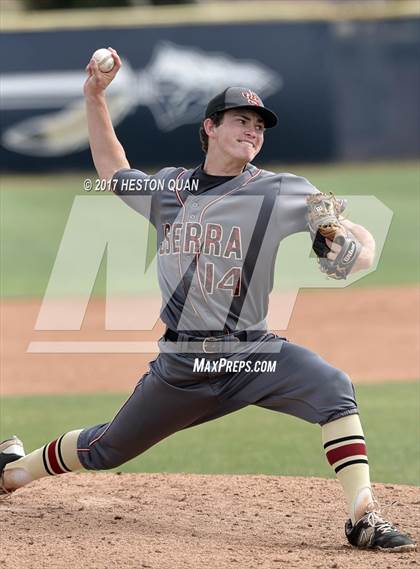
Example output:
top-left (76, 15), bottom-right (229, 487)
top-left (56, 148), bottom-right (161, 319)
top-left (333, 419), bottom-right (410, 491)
top-left (205, 86), bottom-right (278, 128)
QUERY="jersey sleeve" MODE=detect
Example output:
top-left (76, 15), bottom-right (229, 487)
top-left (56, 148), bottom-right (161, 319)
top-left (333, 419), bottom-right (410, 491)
top-left (112, 167), bottom-right (184, 224)
top-left (276, 173), bottom-right (320, 238)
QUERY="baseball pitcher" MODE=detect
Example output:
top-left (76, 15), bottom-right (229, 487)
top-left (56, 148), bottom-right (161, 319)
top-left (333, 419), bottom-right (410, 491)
top-left (0, 47), bottom-right (415, 553)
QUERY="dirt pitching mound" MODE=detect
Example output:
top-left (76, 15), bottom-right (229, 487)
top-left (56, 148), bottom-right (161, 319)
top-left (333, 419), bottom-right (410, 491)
top-left (0, 474), bottom-right (418, 569)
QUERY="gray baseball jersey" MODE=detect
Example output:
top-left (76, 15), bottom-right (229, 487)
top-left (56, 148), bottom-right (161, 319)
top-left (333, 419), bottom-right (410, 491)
top-left (112, 163), bottom-right (317, 333)
top-left (77, 164), bottom-right (358, 471)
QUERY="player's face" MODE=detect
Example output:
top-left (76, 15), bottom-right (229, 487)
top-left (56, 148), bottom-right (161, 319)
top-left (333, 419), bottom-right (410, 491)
top-left (212, 110), bottom-right (265, 163)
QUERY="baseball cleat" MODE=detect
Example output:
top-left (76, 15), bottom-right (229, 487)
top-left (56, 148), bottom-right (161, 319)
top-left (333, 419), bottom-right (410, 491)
top-left (345, 510), bottom-right (416, 552)
top-left (0, 435), bottom-right (25, 495)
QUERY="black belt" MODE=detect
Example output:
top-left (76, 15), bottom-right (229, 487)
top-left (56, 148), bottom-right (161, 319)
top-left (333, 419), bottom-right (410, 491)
top-left (163, 328), bottom-right (267, 354)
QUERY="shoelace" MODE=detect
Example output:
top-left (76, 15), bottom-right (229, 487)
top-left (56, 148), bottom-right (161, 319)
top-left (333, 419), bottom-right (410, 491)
top-left (366, 511), bottom-right (396, 534)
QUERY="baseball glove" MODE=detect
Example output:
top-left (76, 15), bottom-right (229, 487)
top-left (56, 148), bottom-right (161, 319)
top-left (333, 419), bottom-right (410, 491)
top-left (306, 192), bottom-right (361, 280)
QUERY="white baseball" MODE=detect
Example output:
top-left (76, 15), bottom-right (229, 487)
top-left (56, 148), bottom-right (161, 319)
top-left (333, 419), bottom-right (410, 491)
top-left (92, 48), bottom-right (115, 73)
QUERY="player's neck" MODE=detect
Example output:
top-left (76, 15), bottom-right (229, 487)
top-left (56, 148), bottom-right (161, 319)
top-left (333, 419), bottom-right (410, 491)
top-left (203, 153), bottom-right (247, 177)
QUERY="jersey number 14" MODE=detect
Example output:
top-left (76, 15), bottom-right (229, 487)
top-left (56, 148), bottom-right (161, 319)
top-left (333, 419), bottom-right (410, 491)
top-left (204, 263), bottom-right (241, 296)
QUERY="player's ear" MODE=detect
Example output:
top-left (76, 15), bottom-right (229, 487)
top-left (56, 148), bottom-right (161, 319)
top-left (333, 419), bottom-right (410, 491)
top-left (203, 117), bottom-right (217, 138)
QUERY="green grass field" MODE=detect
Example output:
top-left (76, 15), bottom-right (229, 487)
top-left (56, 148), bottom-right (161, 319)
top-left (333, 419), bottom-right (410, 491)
top-left (1, 383), bottom-right (418, 485)
top-left (1, 161), bottom-right (419, 297)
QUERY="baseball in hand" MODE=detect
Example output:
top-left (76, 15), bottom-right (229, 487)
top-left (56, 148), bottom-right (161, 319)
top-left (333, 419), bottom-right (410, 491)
top-left (92, 48), bottom-right (115, 73)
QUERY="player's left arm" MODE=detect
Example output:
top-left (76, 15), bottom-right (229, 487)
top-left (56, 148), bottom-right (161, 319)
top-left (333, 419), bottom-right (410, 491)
top-left (326, 219), bottom-right (376, 274)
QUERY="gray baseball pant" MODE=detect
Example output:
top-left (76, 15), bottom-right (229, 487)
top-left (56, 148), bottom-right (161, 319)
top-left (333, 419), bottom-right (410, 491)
top-left (77, 334), bottom-right (357, 470)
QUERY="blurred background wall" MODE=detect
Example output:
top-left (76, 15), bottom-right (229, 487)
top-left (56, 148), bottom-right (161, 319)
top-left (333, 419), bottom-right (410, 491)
top-left (1, 1), bottom-right (419, 171)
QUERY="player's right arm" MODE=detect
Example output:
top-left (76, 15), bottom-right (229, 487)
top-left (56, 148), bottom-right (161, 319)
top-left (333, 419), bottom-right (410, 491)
top-left (83, 47), bottom-right (130, 181)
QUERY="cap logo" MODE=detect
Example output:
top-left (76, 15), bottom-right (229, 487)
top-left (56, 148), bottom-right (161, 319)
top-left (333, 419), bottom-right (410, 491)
top-left (241, 90), bottom-right (261, 107)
